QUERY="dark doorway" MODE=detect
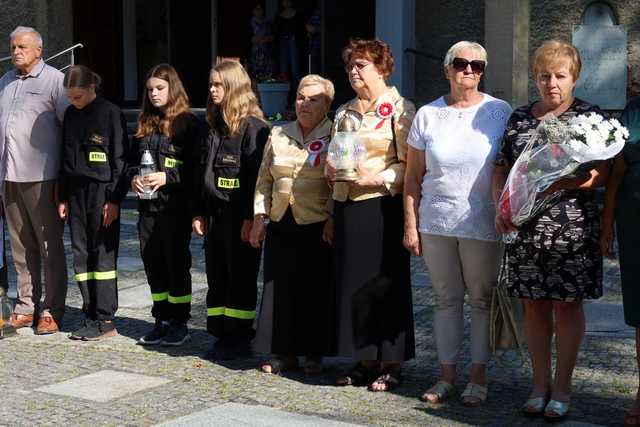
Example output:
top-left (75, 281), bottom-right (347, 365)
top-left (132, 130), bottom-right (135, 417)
top-left (72, 0), bottom-right (124, 104)
top-left (135, 0), bottom-right (211, 107)
top-left (218, 0), bottom-right (255, 62)
top-left (323, 0), bottom-right (375, 107)
top-left (135, 0), bottom-right (169, 106)
top-left (167, 1), bottom-right (212, 107)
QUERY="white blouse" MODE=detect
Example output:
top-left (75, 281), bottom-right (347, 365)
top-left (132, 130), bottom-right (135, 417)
top-left (407, 94), bottom-right (512, 241)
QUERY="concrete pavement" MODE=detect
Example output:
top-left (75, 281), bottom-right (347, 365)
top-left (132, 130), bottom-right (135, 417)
top-left (0, 206), bottom-right (636, 426)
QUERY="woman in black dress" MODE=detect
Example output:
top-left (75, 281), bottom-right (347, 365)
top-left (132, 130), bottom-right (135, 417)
top-left (251, 74), bottom-right (335, 374)
top-left (326, 39), bottom-right (416, 392)
top-left (492, 40), bottom-right (609, 420)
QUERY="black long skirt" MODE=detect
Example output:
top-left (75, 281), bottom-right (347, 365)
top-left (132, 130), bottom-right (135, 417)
top-left (333, 195), bottom-right (415, 362)
top-left (254, 208), bottom-right (335, 356)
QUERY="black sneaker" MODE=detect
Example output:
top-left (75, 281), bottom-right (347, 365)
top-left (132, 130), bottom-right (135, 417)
top-left (69, 319), bottom-right (96, 340)
top-left (138, 320), bottom-right (170, 345)
top-left (82, 320), bottom-right (118, 341)
top-left (161, 321), bottom-right (190, 347)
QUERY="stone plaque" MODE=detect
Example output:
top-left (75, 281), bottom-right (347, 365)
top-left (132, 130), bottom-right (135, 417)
top-left (573, 25), bottom-right (627, 110)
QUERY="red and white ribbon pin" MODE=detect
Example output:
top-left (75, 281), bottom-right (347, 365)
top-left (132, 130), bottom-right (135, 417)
top-left (306, 139), bottom-right (326, 167)
top-left (374, 102), bottom-right (394, 129)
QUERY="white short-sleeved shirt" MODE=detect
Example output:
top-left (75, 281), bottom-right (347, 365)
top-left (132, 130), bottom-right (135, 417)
top-left (407, 94), bottom-right (512, 241)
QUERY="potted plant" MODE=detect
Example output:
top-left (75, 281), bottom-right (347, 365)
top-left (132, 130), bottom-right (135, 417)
top-left (257, 77), bottom-right (290, 118)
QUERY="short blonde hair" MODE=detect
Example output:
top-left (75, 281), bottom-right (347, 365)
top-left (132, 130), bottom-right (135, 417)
top-left (532, 40), bottom-right (582, 81)
top-left (297, 74), bottom-right (335, 104)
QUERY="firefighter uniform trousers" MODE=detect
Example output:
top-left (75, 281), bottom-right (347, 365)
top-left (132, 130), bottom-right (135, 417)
top-left (69, 179), bottom-right (119, 320)
top-left (205, 204), bottom-right (260, 340)
top-left (138, 209), bottom-right (192, 323)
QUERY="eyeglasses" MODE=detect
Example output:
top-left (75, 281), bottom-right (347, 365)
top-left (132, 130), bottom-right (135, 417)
top-left (451, 58), bottom-right (486, 74)
top-left (345, 61), bottom-right (372, 73)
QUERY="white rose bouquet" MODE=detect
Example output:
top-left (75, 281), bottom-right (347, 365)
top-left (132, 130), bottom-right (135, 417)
top-left (499, 113), bottom-right (628, 242)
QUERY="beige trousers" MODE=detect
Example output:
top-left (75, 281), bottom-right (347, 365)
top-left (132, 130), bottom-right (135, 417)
top-left (421, 233), bottom-right (500, 364)
top-left (3, 181), bottom-right (67, 320)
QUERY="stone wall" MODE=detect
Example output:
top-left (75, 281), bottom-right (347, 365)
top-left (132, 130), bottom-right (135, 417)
top-left (0, 0), bottom-right (73, 74)
top-left (413, 0), bottom-right (484, 107)
top-left (529, 0), bottom-right (640, 105)
top-left (415, 0), bottom-right (640, 109)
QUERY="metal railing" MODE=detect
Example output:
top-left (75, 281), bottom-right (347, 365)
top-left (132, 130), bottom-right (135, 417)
top-left (0, 43), bottom-right (84, 71)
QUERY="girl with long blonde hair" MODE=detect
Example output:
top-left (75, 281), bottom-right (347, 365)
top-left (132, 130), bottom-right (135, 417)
top-left (193, 60), bottom-right (269, 360)
top-left (128, 64), bottom-right (205, 347)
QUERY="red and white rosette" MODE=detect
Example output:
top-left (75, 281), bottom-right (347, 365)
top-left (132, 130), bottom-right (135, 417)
top-left (306, 139), bottom-right (326, 167)
top-left (375, 102), bottom-right (394, 129)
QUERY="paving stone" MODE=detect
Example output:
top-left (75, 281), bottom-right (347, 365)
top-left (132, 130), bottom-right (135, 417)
top-left (118, 281), bottom-right (209, 308)
top-left (157, 403), bottom-right (364, 427)
top-left (0, 211), bottom-right (636, 426)
top-left (35, 370), bottom-right (172, 402)
top-left (117, 255), bottom-right (144, 272)
top-left (584, 300), bottom-right (635, 337)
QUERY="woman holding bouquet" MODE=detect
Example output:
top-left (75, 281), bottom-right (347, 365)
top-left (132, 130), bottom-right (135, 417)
top-left (492, 40), bottom-right (609, 420)
top-left (404, 41), bottom-right (512, 406)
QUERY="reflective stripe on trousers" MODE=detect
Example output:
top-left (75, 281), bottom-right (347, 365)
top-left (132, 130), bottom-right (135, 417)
top-left (152, 292), bottom-right (192, 304)
top-left (74, 270), bottom-right (117, 281)
top-left (207, 306), bottom-right (256, 320)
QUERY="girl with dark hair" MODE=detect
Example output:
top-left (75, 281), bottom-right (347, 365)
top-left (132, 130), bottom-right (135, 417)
top-left (129, 64), bottom-right (205, 347)
top-left (192, 60), bottom-right (269, 360)
top-left (58, 64), bottom-right (129, 340)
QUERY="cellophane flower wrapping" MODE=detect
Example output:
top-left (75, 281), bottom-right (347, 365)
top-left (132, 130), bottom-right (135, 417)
top-left (499, 113), bottom-right (628, 229)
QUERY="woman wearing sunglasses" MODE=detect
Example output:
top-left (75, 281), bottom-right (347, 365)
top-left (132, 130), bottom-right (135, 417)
top-left (404, 41), bottom-right (512, 406)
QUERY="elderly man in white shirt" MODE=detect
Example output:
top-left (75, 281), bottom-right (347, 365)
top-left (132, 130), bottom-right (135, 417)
top-left (0, 26), bottom-right (69, 334)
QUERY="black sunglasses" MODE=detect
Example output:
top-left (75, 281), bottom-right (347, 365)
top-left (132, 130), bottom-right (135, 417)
top-left (451, 57), bottom-right (486, 73)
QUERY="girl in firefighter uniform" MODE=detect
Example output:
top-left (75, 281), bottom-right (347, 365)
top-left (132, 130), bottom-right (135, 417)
top-left (192, 60), bottom-right (269, 360)
top-left (58, 65), bottom-right (128, 340)
top-left (129, 64), bottom-right (204, 347)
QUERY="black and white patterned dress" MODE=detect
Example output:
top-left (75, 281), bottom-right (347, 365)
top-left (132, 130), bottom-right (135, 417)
top-left (495, 98), bottom-right (603, 301)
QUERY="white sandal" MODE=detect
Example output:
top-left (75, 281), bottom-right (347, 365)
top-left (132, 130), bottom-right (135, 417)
top-left (522, 395), bottom-right (548, 416)
top-left (544, 399), bottom-right (570, 420)
top-left (461, 382), bottom-right (488, 406)
top-left (421, 380), bottom-right (455, 403)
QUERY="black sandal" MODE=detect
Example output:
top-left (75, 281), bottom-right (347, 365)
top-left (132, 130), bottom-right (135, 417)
top-left (336, 363), bottom-right (378, 386)
top-left (260, 356), bottom-right (298, 374)
top-left (369, 370), bottom-right (402, 392)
